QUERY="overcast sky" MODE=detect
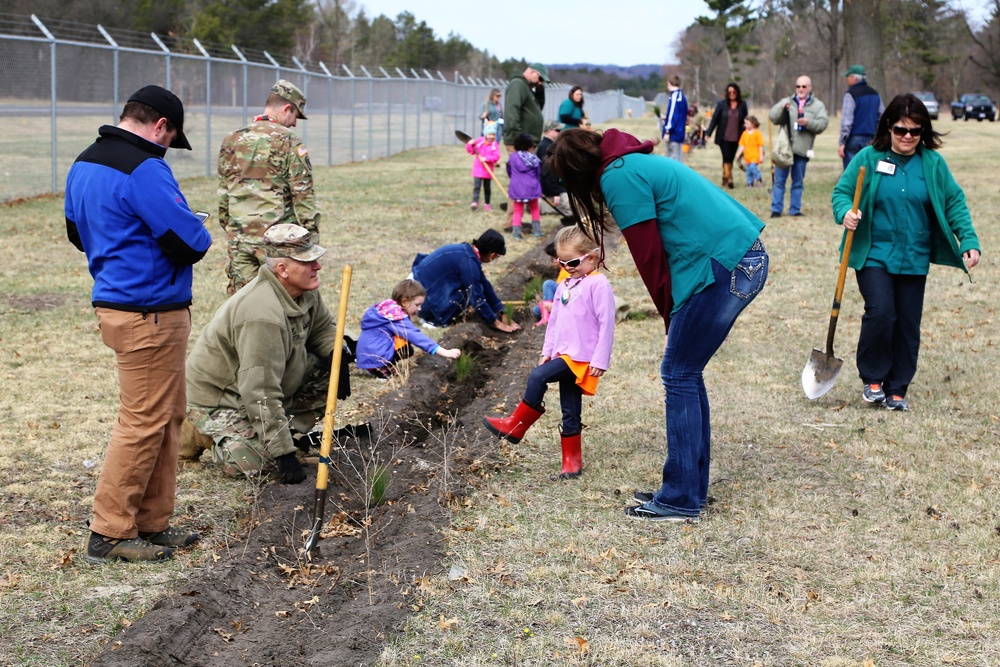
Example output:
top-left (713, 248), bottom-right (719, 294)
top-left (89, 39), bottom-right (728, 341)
top-left (357, 1), bottom-right (994, 69)
top-left (356, 0), bottom-right (711, 67)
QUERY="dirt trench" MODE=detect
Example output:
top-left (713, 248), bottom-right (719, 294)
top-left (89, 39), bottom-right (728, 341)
top-left (89, 240), bottom-right (561, 667)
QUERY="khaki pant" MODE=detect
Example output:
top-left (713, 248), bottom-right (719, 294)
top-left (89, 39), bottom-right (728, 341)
top-left (91, 308), bottom-right (190, 539)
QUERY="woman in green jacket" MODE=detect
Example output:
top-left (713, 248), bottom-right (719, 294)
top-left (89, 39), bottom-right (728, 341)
top-left (832, 93), bottom-right (981, 412)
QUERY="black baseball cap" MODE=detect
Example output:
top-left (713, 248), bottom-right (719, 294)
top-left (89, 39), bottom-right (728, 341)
top-left (127, 85), bottom-right (192, 150)
top-left (475, 229), bottom-right (506, 256)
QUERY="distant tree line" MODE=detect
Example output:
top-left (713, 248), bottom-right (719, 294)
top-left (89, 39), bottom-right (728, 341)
top-left (669, 0), bottom-right (1000, 112)
top-left (1, 0), bottom-right (661, 98)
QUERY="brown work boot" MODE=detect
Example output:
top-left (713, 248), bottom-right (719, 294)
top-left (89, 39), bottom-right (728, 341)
top-left (139, 526), bottom-right (200, 548)
top-left (179, 417), bottom-right (213, 463)
top-left (84, 532), bottom-right (174, 564)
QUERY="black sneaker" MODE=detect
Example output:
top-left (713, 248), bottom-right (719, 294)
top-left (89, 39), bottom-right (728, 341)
top-left (139, 526), bottom-right (200, 548)
top-left (769, 212), bottom-right (781, 218)
top-left (624, 501), bottom-right (699, 523)
top-left (84, 532), bottom-right (174, 564)
top-left (862, 383), bottom-right (885, 403)
top-left (885, 394), bottom-right (909, 411)
top-left (634, 490), bottom-right (712, 509)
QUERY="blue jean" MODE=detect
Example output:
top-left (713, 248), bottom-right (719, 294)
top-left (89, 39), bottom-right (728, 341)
top-left (532, 279), bottom-right (559, 319)
top-left (652, 240), bottom-right (768, 515)
top-left (843, 134), bottom-right (873, 169)
top-left (523, 357), bottom-right (583, 435)
top-left (745, 162), bottom-right (762, 186)
top-left (770, 154), bottom-right (808, 214)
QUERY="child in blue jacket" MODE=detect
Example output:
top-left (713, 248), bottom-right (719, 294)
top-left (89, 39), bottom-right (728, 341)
top-left (357, 279), bottom-right (462, 378)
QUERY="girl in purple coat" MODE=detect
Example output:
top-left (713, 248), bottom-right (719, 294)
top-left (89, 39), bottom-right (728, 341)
top-left (357, 279), bottom-right (461, 378)
top-left (506, 132), bottom-right (543, 239)
top-left (483, 225), bottom-right (616, 479)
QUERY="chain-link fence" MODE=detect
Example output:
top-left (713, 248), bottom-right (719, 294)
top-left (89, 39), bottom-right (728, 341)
top-left (0, 14), bottom-right (646, 202)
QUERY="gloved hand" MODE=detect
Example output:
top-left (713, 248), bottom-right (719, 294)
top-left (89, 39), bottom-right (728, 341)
top-left (293, 431), bottom-right (323, 453)
top-left (316, 350), bottom-right (352, 400)
top-left (276, 452), bottom-right (306, 484)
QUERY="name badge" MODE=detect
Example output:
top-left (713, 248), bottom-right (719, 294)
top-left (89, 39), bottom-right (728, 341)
top-left (876, 159), bottom-right (896, 176)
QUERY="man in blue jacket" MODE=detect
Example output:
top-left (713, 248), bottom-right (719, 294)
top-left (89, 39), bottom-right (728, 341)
top-left (65, 85), bottom-right (213, 564)
top-left (838, 65), bottom-right (884, 168)
top-left (411, 229), bottom-right (520, 333)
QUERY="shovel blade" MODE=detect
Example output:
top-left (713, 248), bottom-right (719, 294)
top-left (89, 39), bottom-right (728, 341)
top-left (801, 348), bottom-right (844, 400)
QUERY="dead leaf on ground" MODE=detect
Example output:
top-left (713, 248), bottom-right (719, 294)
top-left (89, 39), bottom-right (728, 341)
top-left (562, 636), bottom-right (589, 656)
top-left (438, 614), bottom-right (459, 631)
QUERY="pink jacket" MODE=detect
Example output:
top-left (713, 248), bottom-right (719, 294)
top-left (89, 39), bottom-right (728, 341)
top-left (543, 272), bottom-right (616, 371)
top-left (467, 137), bottom-right (500, 179)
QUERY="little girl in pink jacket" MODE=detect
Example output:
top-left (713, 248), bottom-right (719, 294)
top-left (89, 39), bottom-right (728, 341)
top-left (466, 121), bottom-right (501, 211)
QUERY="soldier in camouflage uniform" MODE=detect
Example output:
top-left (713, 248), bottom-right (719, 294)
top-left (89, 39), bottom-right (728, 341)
top-left (218, 80), bottom-right (321, 295)
top-left (182, 224), bottom-right (351, 483)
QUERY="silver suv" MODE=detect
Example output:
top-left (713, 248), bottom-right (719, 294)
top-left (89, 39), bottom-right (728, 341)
top-left (912, 91), bottom-right (939, 120)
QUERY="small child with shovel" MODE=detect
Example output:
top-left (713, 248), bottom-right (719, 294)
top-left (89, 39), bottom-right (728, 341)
top-left (466, 121), bottom-right (501, 211)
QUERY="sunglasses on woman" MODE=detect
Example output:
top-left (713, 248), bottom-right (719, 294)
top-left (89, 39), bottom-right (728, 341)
top-left (891, 125), bottom-right (923, 137)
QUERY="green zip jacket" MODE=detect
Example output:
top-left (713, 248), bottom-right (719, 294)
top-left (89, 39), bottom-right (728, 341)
top-left (503, 75), bottom-right (543, 145)
top-left (832, 145), bottom-right (980, 276)
top-left (186, 265), bottom-right (337, 456)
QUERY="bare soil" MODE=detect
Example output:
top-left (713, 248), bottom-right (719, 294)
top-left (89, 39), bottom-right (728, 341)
top-left (89, 240), bottom-right (560, 667)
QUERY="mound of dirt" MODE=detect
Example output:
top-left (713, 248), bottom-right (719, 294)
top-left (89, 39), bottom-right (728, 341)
top-left (89, 241), bottom-right (561, 667)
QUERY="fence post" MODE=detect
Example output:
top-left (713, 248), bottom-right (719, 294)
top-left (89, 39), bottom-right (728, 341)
top-left (292, 56), bottom-right (309, 148)
top-left (231, 45), bottom-right (249, 122)
top-left (31, 15), bottom-right (58, 193)
top-left (396, 67), bottom-right (408, 152)
top-left (319, 62), bottom-right (334, 166)
top-left (97, 25), bottom-right (119, 125)
top-left (263, 50), bottom-right (281, 80)
top-left (193, 39), bottom-right (213, 177)
top-left (359, 65), bottom-right (373, 161)
top-left (343, 65), bottom-right (356, 162)
top-left (379, 66), bottom-right (392, 156)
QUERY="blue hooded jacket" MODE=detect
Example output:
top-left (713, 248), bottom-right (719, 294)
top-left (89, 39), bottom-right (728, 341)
top-left (411, 243), bottom-right (503, 326)
top-left (65, 125), bottom-right (212, 311)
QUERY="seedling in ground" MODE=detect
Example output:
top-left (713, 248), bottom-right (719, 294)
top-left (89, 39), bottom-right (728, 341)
top-left (453, 352), bottom-right (477, 383)
top-left (367, 464), bottom-right (390, 508)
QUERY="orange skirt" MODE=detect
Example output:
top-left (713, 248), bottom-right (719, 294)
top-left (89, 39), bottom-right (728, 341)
top-left (559, 355), bottom-right (600, 396)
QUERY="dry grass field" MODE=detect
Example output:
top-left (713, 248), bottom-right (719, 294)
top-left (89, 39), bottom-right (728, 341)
top-left (1, 109), bottom-right (997, 666)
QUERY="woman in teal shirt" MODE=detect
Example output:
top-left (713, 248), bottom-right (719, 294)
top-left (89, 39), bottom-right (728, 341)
top-left (559, 86), bottom-right (586, 129)
top-left (549, 128), bottom-right (768, 522)
top-left (833, 94), bottom-right (980, 412)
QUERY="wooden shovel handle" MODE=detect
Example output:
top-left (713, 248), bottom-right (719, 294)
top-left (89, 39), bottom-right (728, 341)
top-left (826, 167), bottom-right (865, 354)
top-left (315, 264), bottom-right (353, 491)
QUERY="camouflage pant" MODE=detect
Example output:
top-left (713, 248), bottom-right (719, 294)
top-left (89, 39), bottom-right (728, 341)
top-left (186, 363), bottom-right (330, 478)
top-left (226, 236), bottom-right (266, 296)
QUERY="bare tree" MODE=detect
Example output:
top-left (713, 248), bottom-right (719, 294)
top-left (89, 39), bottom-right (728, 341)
top-left (843, 0), bottom-right (887, 94)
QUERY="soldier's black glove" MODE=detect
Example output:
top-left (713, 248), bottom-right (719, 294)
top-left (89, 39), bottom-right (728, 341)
top-left (276, 452), bottom-right (306, 485)
top-left (316, 350), bottom-right (352, 400)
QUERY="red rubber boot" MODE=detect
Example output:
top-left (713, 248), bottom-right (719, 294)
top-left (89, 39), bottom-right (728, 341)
top-left (482, 401), bottom-right (544, 444)
top-left (559, 432), bottom-right (582, 479)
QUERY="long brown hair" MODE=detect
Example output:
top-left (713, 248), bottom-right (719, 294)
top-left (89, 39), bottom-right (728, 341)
top-left (546, 128), bottom-right (611, 247)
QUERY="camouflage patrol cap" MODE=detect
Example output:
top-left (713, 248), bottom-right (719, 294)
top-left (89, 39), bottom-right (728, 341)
top-left (271, 79), bottom-right (308, 119)
top-left (263, 224), bottom-right (325, 262)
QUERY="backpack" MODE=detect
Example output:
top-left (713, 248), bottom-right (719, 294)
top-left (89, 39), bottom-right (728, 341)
top-left (772, 107), bottom-right (794, 169)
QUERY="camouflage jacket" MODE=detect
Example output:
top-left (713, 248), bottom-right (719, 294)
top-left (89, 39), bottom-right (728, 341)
top-left (217, 115), bottom-right (320, 242)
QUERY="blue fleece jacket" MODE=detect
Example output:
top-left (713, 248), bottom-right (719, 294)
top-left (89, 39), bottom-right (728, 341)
top-left (411, 243), bottom-right (503, 326)
top-left (65, 125), bottom-right (212, 311)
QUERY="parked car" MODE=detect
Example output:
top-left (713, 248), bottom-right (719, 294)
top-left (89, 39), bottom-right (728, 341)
top-left (912, 91), bottom-right (939, 120)
top-left (950, 94), bottom-right (996, 121)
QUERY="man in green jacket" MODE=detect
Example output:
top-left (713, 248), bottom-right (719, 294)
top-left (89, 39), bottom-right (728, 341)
top-left (503, 62), bottom-right (550, 152)
top-left (183, 224), bottom-right (350, 483)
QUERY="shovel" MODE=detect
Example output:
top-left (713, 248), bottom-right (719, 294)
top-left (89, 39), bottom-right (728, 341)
top-left (801, 166), bottom-right (865, 400)
top-left (304, 264), bottom-right (353, 553)
top-left (455, 129), bottom-right (509, 201)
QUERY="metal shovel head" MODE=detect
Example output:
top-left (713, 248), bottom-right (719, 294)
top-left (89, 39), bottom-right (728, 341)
top-left (801, 348), bottom-right (844, 400)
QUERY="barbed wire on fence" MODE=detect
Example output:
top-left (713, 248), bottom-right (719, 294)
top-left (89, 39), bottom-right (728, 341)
top-left (0, 13), bottom-right (647, 202)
